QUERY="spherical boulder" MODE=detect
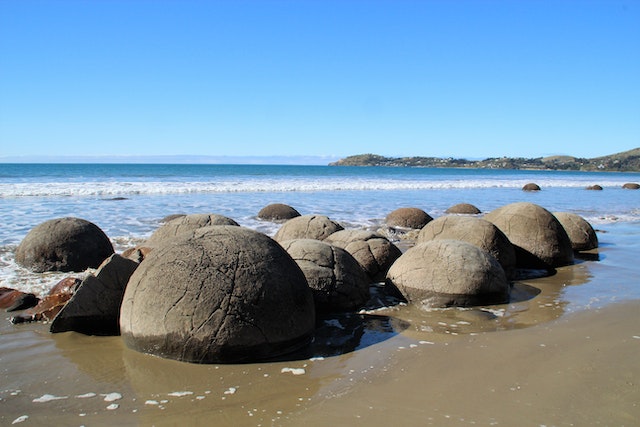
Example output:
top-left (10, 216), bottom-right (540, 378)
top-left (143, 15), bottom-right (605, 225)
top-left (324, 230), bottom-right (402, 282)
top-left (385, 239), bottom-right (509, 308)
top-left (145, 213), bottom-right (239, 247)
top-left (622, 183), bottom-right (640, 190)
top-left (417, 215), bottom-right (516, 279)
top-left (279, 239), bottom-right (370, 313)
top-left (553, 212), bottom-right (598, 251)
top-left (258, 203), bottom-right (301, 222)
top-left (385, 207), bottom-right (433, 229)
top-left (445, 203), bottom-right (481, 214)
top-left (273, 215), bottom-right (343, 242)
top-left (120, 226), bottom-right (315, 364)
top-left (15, 217), bottom-right (114, 273)
top-left (484, 202), bottom-right (574, 269)
top-left (522, 183), bottom-right (541, 191)
top-left (586, 185), bottom-right (603, 191)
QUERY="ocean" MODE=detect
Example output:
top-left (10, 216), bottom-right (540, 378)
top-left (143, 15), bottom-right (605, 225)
top-left (1, 162), bottom-right (639, 296)
top-left (2, 162), bottom-right (640, 426)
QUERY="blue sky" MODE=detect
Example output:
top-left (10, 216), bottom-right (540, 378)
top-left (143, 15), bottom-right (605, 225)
top-left (1, 0), bottom-right (638, 162)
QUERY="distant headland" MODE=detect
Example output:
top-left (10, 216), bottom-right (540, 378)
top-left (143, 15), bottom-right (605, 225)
top-left (329, 148), bottom-right (640, 172)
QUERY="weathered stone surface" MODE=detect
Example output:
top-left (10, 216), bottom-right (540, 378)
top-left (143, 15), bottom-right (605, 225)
top-left (417, 215), bottom-right (516, 279)
top-left (280, 239), bottom-right (370, 313)
top-left (121, 246), bottom-right (153, 263)
top-left (385, 207), bottom-right (433, 229)
top-left (324, 230), bottom-right (402, 282)
top-left (15, 217), bottom-right (114, 273)
top-left (120, 226), bottom-right (315, 364)
top-left (273, 215), bottom-right (343, 242)
top-left (50, 254), bottom-right (139, 335)
top-left (484, 202), bottom-right (574, 269)
top-left (586, 185), bottom-right (603, 191)
top-left (553, 212), bottom-right (599, 251)
top-left (622, 182), bottom-right (640, 190)
top-left (258, 203), bottom-right (301, 222)
top-left (145, 213), bottom-right (239, 247)
top-left (522, 183), bottom-right (541, 191)
top-left (385, 240), bottom-right (509, 307)
top-left (445, 203), bottom-right (481, 214)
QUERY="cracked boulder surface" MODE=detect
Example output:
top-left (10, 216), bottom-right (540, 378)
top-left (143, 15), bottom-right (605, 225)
top-left (144, 213), bottom-right (239, 247)
top-left (15, 217), bottom-right (114, 273)
top-left (385, 239), bottom-right (509, 308)
top-left (324, 230), bottom-right (402, 282)
top-left (120, 226), bottom-right (315, 364)
top-left (484, 202), bottom-right (574, 269)
top-left (273, 214), bottom-right (343, 242)
top-left (257, 203), bottom-right (301, 222)
top-left (417, 215), bottom-right (516, 280)
top-left (553, 212), bottom-right (598, 251)
top-left (385, 207), bottom-right (433, 230)
top-left (279, 239), bottom-right (370, 313)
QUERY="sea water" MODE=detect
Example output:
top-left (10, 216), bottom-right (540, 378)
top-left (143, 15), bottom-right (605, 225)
top-left (1, 163), bottom-right (639, 298)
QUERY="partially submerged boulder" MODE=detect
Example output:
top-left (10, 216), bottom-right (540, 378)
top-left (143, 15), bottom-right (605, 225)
top-left (586, 185), bottom-right (603, 191)
top-left (324, 229), bottom-right (402, 282)
top-left (280, 239), bottom-right (370, 313)
top-left (273, 215), bottom-right (343, 242)
top-left (418, 215), bottom-right (516, 279)
top-left (120, 226), bottom-right (315, 364)
top-left (15, 217), bottom-right (114, 273)
top-left (622, 183), bottom-right (640, 190)
top-left (386, 240), bottom-right (509, 307)
top-left (145, 213), bottom-right (239, 247)
top-left (445, 203), bottom-right (481, 214)
top-left (522, 183), bottom-right (541, 191)
top-left (50, 254), bottom-right (139, 335)
top-left (553, 212), bottom-right (598, 251)
top-left (484, 202), bottom-right (574, 269)
top-left (258, 203), bottom-right (301, 222)
top-left (385, 207), bottom-right (433, 229)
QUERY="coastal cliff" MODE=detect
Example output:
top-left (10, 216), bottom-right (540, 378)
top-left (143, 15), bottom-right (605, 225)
top-left (329, 148), bottom-right (640, 172)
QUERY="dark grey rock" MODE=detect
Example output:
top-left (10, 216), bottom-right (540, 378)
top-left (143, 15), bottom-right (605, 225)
top-left (120, 226), bottom-right (315, 364)
top-left (15, 217), bottom-right (114, 273)
top-left (484, 202), bottom-right (574, 269)
top-left (274, 215), bottom-right (343, 242)
top-left (257, 203), bottom-right (301, 222)
top-left (280, 239), bottom-right (370, 313)
top-left (324, 230), bottom-right (402, 282)
top-left (386, 239), bottom-right (509, 307)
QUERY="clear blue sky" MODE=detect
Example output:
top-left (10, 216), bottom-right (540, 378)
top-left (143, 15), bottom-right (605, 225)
top-left (1, 0), bottom-right (638, 162)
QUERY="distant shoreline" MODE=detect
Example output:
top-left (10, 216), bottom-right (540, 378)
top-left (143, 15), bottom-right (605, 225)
top-left (329, 148), bottom-right (640, 172)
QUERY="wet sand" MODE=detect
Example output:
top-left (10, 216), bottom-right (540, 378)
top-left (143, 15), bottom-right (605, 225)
top-left (2, 230), bottom-right (640, 426)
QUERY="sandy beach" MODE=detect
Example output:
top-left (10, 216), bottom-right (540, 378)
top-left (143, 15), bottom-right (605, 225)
top-left (2, 224), bottom-right (639, 427)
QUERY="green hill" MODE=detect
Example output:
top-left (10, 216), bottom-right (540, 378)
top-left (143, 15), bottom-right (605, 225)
top-left (329, 148), bottom-right (640, 172)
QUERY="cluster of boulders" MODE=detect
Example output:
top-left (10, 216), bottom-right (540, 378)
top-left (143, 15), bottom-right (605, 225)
top-left (524, 182), bottom-right (640, 191)
top-left (6, 200), bottom-right (599, 364)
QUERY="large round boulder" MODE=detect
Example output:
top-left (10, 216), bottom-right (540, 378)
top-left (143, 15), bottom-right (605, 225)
top-left (622, 183), bottom-right (640, 190)
top-left (258, 203), bottom-right (301, 222)
top-left (385, 207), bottom-right (433, 229)
top-left (324, 230), bottom-right (402, 282)
top-left (273, 215), bottom-right (343, 242)
top-left (385, 239), bottom-right (509, 307)
top-left (445, 203), bottom-right (481, 214)
top-left (15, 217), bottom-right (114, 273)
top-left (279, 239), bottom-right (370, 313)
top-left (417, 215), bottom-right (516, 279)
top-left (120, 226), bottom-right (315, 364)
top-left (145, 213), bottom-right (238, 247)
top-left (553, 212), bottom-right (598, 251)
top-left (484, 202), bottom-right (574, 269)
